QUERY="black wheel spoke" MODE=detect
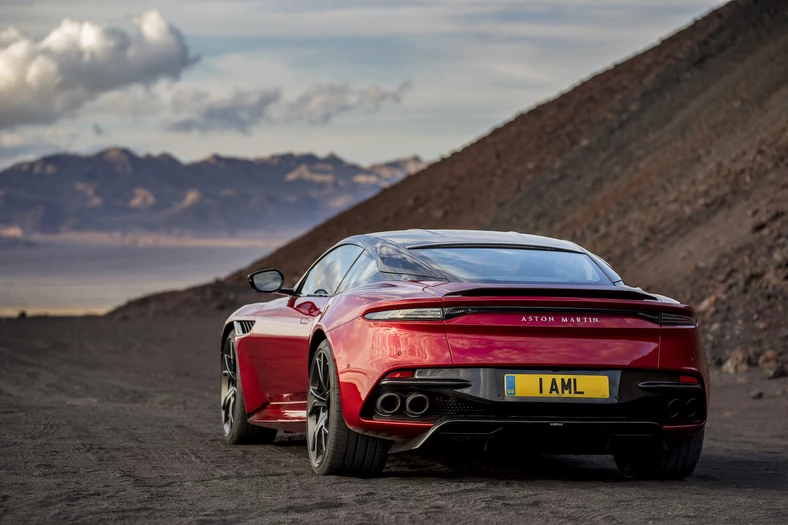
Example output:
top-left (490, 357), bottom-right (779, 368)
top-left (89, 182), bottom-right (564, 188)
top-left (316, 354), bottom-right (325, 387)
top-left (321, 358), bottom-right (330, 391)
top-left (309, 386), bottom-right (327, 404)
top-left (222, 386), bottom-right (236, 410)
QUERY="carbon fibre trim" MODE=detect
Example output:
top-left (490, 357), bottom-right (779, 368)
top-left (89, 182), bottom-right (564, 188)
top-left (389, 419), bottom-right (670, 453)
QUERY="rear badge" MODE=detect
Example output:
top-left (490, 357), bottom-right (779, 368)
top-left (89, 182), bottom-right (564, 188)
top-left (521, 315), bottom-right (600, 323)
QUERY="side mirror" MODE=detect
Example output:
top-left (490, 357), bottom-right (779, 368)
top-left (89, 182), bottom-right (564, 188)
top-left (248, 269), bottom-right (289, 293)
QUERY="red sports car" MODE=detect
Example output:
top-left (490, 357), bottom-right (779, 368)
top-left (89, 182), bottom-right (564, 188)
top-left (220, 230), bottom-right (707, 478)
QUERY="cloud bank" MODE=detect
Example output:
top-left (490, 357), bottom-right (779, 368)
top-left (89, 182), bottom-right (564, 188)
top-left (166, 89), bottom-right (281, 134)
top-left (167, 82), bottom-right (411, 134)
top-left (0, 10), bottom-right (197, 130)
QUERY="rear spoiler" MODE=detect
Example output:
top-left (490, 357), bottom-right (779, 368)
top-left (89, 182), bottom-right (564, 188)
top-left (443, 286), bottom-right (660, 302)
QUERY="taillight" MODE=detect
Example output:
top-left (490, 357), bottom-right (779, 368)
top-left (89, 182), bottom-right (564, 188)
top-left (364, 308), bottom-right (443, 321)
top-left (661, 313), bottom-right (697, 327)
top-left (679, 375), bottom-right (699, 384)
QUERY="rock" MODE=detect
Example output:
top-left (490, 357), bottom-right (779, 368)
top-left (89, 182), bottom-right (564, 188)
top-left (758, 350), bottom-right (780, 367)
top-left (763, 363), bottom-right (788, 380)
top-left (747, 348), bottom-right (763, 364)
top-left (750, 391), bottom-right (764, 399)
top-left (709, 355), bottom-right (725, 368)
top-left (697, 294), bottom-right (718, 313)
top-left (776, 387), bottom-right (788, 396)
top-left (751, 221), bottom-right (767, 233)
top-left (722, 348), bottom-right (750, 373)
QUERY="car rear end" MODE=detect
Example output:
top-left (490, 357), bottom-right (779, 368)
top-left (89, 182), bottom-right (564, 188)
top-left (350, 245), bottom-right (707, 476)
top-left (361, 284), bottom-right (706, 455)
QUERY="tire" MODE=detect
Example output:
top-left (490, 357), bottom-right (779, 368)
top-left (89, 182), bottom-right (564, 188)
top-left (307, 339), bottom-right (391, 476)
top-left (614, 429), bottom-right (704, 480)
top-left (221, 330), bottom-right (277, 444)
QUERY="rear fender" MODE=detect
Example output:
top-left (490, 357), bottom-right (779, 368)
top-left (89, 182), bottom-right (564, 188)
top-left (328, 316), bottom-right (452, 437)
top-left (659, 326), bottom-right (709, 404)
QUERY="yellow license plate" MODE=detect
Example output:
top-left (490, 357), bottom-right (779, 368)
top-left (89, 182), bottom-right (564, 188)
top-left (504, 374), bottom-right (609, 399)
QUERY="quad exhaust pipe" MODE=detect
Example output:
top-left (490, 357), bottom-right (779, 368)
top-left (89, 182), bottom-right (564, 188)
top-left (685, 398), bottom-right (699, 419)
top-left (666, 398), bottom-right (682, 419)
top-left (405, 393), bottom-right (430, 417)
top-left (375, 393), bottom-right (401, 416)
top-left (666, 398), bottom-right (701, 419)
top-left (374, 392), bottom-right (430, 417)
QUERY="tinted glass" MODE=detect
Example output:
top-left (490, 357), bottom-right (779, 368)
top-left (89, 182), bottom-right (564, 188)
top-left (414, 247), bottom-right (612, 285)
top-left (336, 250), bottom-right (386, 293)
top-left (590, 253), bottom-right (622, 283)
top-left (300, 245), bottom-right (363, 296)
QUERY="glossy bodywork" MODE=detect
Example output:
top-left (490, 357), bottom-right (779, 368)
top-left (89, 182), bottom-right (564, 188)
top-left (221, 230), bottom-right (708, 448)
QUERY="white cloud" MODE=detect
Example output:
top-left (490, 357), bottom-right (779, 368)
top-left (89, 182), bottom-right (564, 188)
top-left (166, 82), bottom-right (411, 134)
top-left (166, 89), bottom-right (281, 134)
top-left (282, 82), bottom-right (411, 125)
top-left (0, 10), bottom-right (197, 130)
top-left (83, 85), bottom-right (166, 120)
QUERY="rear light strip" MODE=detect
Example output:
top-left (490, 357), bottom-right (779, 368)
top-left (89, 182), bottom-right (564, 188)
top-left (364, 306), bottom-right (696, 326)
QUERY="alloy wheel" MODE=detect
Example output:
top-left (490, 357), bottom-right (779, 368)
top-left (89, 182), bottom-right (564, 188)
top-left (221, 337), bottom-right (237, 435)
top-left (307, 349), bottom-right (331, 466)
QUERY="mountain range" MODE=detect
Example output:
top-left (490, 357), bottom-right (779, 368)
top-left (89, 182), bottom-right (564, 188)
top-left (0, 149), bottom-right (426, 239)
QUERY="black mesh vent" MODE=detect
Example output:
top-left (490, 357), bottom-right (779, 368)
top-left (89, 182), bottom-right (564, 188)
top-left (236, 320), bottom-right (255, 334)
top-left (429, 395), bottom-right (491, 416)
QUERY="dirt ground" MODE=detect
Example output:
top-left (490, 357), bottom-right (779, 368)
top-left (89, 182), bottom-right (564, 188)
top-left (1, 315), bottom-right (787, 524)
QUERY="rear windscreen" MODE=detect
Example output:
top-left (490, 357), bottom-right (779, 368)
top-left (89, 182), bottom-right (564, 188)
top-left (413, 247), bottom-right (612, 286)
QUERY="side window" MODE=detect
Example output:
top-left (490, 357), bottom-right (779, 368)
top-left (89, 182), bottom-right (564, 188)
top-left (336, 250), bottom-right (386, 293)
top-left (590, 253), bottom-right (623, 283)
top-left (299, 245), bottom-right (363, 296)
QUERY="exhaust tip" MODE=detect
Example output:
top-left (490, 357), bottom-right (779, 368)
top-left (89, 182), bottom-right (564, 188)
top-left (666, 398), bottom-right (682, 418)
top-left (375, 393), bottom-right (401, 416)
top-left (405, 393), bottom-right (430, 417)
top-left (685, 398), bottom-right (699, 419)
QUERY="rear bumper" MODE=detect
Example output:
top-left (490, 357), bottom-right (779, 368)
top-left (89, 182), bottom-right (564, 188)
top-left (354, 367), bottom-right (707, 448)
top-left (389, 418), bottom-right (705, 454)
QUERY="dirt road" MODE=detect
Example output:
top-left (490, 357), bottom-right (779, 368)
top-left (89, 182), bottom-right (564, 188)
top-left (1, 315), bottom-right (787, 523)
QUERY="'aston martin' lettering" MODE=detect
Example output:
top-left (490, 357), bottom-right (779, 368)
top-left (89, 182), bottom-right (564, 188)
top-left (521, 315), bottom-right (600, 323)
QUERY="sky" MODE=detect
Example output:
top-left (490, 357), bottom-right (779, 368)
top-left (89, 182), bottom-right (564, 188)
top-left (0, 0), bottom-right (725, 168)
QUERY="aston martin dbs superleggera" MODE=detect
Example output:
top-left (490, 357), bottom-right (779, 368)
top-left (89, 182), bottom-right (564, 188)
top-left (220, 230), bottom-right (707, 478)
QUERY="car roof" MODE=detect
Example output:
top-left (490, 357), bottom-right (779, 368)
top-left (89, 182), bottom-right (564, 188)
top-left (334, 230), bottom-right (587, 279)
top-left (369, 229), bottom-right (584, 252)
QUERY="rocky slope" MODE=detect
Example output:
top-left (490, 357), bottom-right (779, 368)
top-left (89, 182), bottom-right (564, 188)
top-left (115, 0), bottom-right (787, 363)
top-left (0, 149), bottom-right (426, 238)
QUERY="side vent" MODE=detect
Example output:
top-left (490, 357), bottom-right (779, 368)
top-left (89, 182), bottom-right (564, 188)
top-left (234, 320), bottom-right (256, 335)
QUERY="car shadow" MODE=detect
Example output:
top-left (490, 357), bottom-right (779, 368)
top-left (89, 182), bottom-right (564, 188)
top-left (271, 433), bottom-right (788, 490)
top-left (385, 451), bottom-right (788, 490)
